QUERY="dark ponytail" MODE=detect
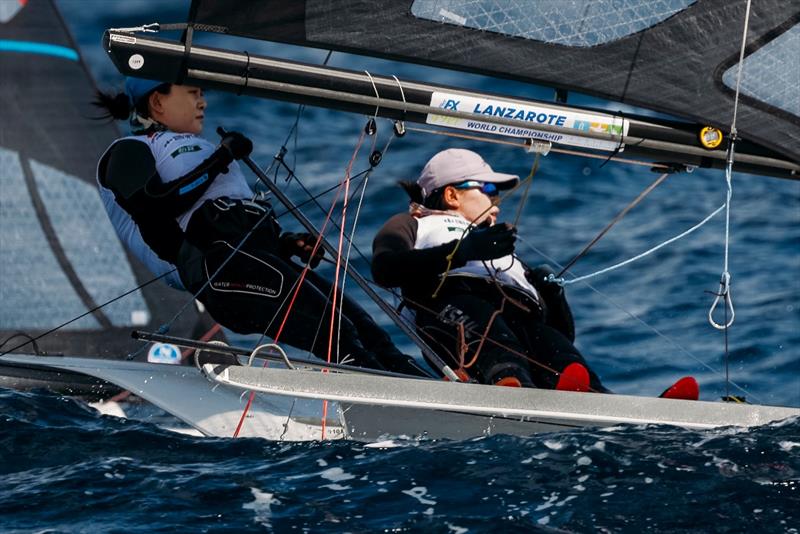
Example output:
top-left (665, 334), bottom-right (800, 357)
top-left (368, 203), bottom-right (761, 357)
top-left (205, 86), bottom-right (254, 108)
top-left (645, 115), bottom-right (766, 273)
top-left (398, 180), bottom-right (447, 210)
top-left (92, 89), bottom-right (131, 121)
top-left (398, 180), bottom-right (424, 204)
top-left (92, 83), bottom-right (171, 121)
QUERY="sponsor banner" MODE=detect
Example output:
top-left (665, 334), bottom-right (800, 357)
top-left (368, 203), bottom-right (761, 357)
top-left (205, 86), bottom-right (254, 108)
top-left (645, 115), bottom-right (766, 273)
top-left (427, 91), bottom-right (628, 152)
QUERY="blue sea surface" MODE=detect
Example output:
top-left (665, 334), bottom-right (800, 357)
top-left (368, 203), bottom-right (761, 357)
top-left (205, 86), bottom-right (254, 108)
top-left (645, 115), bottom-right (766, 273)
top-left (1, 1), bottom-right (798, 531)
top-left (2, 389), bottom-right (799, 532)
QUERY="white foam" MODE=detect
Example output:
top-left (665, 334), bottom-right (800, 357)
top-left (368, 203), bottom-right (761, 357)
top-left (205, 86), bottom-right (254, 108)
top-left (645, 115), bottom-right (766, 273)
top-left (365, 439), bottom-right (403, 448)
top-left (320, 467), bottom-right (355, 482)
top-left (543, 439), bottom-right (565, 451)
top-left (243, 488), bottom-right (279, 527)
top-left (402, 486), bottom-right (437, 506)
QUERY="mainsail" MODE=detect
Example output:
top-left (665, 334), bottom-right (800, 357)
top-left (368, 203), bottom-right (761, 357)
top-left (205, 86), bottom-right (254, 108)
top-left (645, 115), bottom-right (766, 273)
top-left (0, 0), bottom-right (220, 383)
top-left (188, 0), bottom-right (800, 167)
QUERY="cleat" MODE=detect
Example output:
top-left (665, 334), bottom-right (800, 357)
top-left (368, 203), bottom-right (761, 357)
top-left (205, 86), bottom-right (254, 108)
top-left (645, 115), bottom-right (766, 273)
top-left (660, 376), bottom-right (699, 400)
top-left (556, 363), bottom-right (590, 392)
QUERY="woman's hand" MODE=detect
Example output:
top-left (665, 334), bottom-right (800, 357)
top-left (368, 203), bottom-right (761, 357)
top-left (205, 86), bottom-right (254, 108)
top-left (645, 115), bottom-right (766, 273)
top-left (219, 131), bottom-right (253, 160)
top-left (525, 264), bottom-right (564, 296)
top-left (280, 232), bottom-right (325, 268)
top-left (454, 222), bottom-right (516, 262)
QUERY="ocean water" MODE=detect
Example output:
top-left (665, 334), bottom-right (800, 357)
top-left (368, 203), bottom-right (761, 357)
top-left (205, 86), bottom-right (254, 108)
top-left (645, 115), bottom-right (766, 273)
top-left (1, 1), bottom-right (799, 531)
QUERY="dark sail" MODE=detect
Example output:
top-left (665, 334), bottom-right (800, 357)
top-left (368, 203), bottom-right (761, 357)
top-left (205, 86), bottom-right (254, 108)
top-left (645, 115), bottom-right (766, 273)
top-left (189, 0), bottom-right (800, 166)
top-left (0, 0), bottom-right (220, 387)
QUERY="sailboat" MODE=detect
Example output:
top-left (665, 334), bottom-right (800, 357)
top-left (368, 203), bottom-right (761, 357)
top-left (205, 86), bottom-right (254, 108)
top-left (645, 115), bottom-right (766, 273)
top-left (2, 0), bottom-right (798, 440)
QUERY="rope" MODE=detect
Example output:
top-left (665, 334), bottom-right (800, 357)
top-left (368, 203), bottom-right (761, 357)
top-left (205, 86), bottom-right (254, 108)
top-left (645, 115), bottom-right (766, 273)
top-left (336, 126), bottom-right (398, 360)
top-left (327, 130), bottom-right (366, 365)
top-left (709, 0), bottom-right (752, 395)
top-left (515, 238), bottom-right (760, 403)
top-left (548, 204), bottom-right (726, 286)
top-left (557, 171), bottom-right (672, 278)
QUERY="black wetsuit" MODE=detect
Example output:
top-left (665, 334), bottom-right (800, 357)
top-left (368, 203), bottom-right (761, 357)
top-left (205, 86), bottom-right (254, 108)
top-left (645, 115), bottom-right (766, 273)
top-left (98, 135), bottom-right (422, 375)
top-left (372, 212), bottom-right (608, 390)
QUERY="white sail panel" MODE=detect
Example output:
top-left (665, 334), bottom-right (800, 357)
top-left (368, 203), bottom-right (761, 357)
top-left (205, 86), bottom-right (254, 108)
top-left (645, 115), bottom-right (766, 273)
top-left (410, 0), bottom-right (696, 47)
top-left (30, 159), bottom-right (151, 327)
top-left (0, 147), bottom-right (99, 330)
top-left (722, 23), bottom-right (800, 119)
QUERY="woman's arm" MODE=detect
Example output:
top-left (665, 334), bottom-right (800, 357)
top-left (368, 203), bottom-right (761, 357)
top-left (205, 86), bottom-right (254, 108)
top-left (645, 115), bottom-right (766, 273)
top-left (371, 213), bottom-right (465, 288)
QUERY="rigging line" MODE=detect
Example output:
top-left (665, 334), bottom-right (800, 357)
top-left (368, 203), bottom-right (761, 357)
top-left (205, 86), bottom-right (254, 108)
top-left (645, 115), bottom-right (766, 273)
top-left (729, 0), bottom-right (753, 139)
top-left (709, 0), bottom-right (751, 392)
top-left (392, 75), bottom-right (407, 120)
top-left (516, 238), bottom-right (760, 403)
top-left (233, 163), bottom-right (351, 439)
top-left (328, 128), bottom-right (367, 364)
top-left (0, 333), bottom-right (41, 355)
top-left (303, 175), bottom-right (376, 367)
top-left (490, 153), bottom-right (542, 275)
top-left (513, 154), bottom-right (539, 228)
top-left (0, 270), bottom-right (172, 358)
top-left (402, 126), bottom-right (670, 170)
top-left (390, 290), bottom-right (603, 393)
top-left (320, 127), bottom-right (368, 440)
top-left (549, 204), bottom-right (726, 286)
top-left (364, 70), bottom-right (381, 121)
top-left (336, 131), bottom-right (397, 361)
top-left (556, 171), bottom-right (672, 279)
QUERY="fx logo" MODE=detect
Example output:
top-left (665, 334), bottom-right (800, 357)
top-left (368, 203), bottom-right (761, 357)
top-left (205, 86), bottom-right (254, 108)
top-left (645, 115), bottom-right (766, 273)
top-left (440, 99), bottom-right (460, 111)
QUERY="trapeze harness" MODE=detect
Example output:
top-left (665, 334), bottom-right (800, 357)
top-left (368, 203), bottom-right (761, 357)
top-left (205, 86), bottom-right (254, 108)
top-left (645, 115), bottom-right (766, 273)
top-left (96, 131), bottom-right (252, 289)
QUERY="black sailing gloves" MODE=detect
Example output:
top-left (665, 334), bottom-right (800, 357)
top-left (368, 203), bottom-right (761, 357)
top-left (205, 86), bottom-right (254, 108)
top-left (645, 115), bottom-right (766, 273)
top-left (453, 223), bottom-right (517, 264)
top-left (525, 264), bottom-right (564, 298)
top-left (218, 131), bottom-right (253, 168)
top-left (280, 232), bottom-right (326, 268)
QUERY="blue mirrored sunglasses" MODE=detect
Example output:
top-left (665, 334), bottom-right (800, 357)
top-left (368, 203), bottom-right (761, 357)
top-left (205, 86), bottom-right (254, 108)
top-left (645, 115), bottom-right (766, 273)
top-left (451, 180), bottom-right (499, 197)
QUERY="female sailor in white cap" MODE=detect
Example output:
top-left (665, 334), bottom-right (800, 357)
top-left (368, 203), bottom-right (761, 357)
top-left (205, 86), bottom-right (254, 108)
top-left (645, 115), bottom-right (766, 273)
top-left (372, 148), bottom-right (610, 391)
top-left (92, 77), bottom-right (423, 375)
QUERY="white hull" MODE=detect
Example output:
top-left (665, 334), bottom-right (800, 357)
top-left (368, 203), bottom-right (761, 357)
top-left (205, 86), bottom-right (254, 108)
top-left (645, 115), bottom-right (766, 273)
top-left (3, 354), bottom-right (798, 441)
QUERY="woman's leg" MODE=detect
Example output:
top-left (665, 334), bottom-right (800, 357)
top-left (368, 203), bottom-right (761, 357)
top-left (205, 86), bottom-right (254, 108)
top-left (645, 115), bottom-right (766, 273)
top-left (304, 270), bottom-right (427, 376)
top-left (414, 293), bottom-right (534, 386)
top-left (510, 317), bottom-right (609, 392)
top-left (180, 240), bottom-right (384, 369)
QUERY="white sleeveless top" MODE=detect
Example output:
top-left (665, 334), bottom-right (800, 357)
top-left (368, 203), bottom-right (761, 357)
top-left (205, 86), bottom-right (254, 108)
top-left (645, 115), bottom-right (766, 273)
top-left (414, 213), bottom-right (540, 301)
top-left (96, 131), bottom-right (253, 289)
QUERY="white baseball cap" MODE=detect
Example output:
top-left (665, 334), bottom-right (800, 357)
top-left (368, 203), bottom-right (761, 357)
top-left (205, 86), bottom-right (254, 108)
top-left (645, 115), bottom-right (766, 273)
top-left (417, 149), bottom-right (519, 198)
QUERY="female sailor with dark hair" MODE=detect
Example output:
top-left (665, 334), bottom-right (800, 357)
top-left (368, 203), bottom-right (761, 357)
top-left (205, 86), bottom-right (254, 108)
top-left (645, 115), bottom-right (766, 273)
top-left (94, 77), bottom-right (422, 375)
top-left (373, 149), bottom-right (699, 398)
